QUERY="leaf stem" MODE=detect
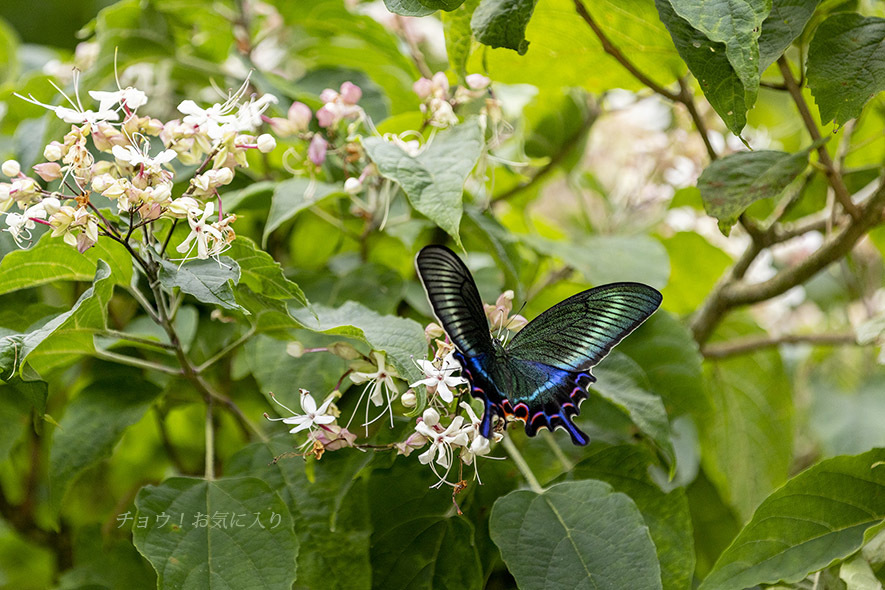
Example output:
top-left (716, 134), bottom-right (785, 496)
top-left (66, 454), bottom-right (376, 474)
top-left (100, 329), bottom-right (177, 350)
top-left (94, 348), bottom-right (182, 374)
top-left (205, 396), bottom-right (215, 480)
top-left (195, 326), bottom-right (256, 372)
top-left (501, 435), bottom-right (544, 494)
top-left (777, 56), bottom-right (861, 220)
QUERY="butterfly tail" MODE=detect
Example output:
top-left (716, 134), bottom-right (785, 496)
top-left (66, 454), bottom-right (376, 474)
top-left (522, 373), bottom-right (591, 445)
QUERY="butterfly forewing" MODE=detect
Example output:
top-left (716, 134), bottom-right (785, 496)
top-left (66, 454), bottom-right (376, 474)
top-left (415, 246), bottom-right (494, 357)
top-left (506, 283), bottom-right (662, 372)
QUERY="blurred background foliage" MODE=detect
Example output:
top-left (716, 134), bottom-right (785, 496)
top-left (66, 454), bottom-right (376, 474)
top-left (0, 0), bottom-right (884, 588)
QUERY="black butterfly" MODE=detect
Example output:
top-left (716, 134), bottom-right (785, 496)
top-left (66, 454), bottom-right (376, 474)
top-left (415, 245), bottom-right (662, 445)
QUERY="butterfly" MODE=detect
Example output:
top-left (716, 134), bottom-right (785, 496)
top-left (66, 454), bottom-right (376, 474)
top-left (415, 245), bottom-right (662, 445)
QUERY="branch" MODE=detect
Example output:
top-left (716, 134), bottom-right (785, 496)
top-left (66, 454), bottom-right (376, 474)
top-left (702, 332), bottom-right (858, 359)
top-left (573, 0), bottom-right (679, 102)
top-left (678, 76), bottom-right (718, 161)
top-left (777, 57), bottom-right (861, 220)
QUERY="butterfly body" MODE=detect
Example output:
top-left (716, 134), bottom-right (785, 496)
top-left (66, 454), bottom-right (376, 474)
top-left (416, 245), bottom-right (661, 446)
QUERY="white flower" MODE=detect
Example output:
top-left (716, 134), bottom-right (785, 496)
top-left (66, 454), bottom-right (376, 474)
top-left (112, 144), bottom-right (177, 168)
top-left (459, 401), bottom-right (500, 465)
top-left (410, 352), bottom-right (468, 403)
top-left (347, 351), bottom-right (400, 433)
top-left (176, 201), bottom-right (223, 260)
top-left (415, 412), bottom-right (470, 486)
top-left (89, 87), bottom-right (147, 113)
top-left (236, 93), bottom-right (278, 130)
top-left (3, 198), bottom-right (58, 246)
top-left (266, 390), bottom-right (336, 434)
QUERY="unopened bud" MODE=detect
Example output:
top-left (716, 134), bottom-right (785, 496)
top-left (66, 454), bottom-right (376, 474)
top-left (328, 341), bottom-right (361, 360)
top-left (2, 160), bottom-right (21, 177)
top-left (286, 341), bottom-right (305, 358)
top-left (344, 177), bottom-right (362, 195)
top-left (257, 133), bottom-right (276, 153)
top-left (32, 162), bottom-right (62, 182)
top-left (44, 142), bottom-right (64, 162)
top-left (401, 390), bottom-right (417, 407)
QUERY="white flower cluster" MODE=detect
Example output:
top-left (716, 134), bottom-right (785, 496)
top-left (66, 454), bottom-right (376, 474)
top-left (2, 69), bottom-right (278, 258)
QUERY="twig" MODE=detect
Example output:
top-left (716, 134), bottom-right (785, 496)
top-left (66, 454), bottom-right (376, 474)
top-left (195, 327), bottom-right (256, 372)
top-left (101, 329), bottom-right (176, 350)
top-left (702, 332), bottom-right (858, 359)
top-left (677, 76), bottom-right (717, 161)
top-left (573, 0), bottom-right (679, 102)
top-left (501, 435), bottom-right (544, 494)
top-left (396, 15), bottom-right (433, 79)
top-left (777, 57), bottom-right (861, 220)
top-left (94, 348), bottom-right (182, 375)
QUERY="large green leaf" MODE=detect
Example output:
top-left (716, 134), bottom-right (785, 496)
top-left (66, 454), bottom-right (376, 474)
top-left (226, 237), bottom-right (308, 306)
top-left (0, 377), bottom-right (47, 461)
top-left (262, 178), bottom-right (343, 246)
top-left (363, 121), bottom-right (483, 248)
top-left (0, 232), bottom-right (133, 295)
top-left (701, 335), bottom-right (793, 521)
top-left (228, 437), bottom-right (372, 590)
top-left (562, 445), bottom-right (695, 590)
top-left (655, 0), bottom-right (749, 134)
top-left (668, 0), bottom-right (769, 103)
top-left (757, 0), bottom-right (821, 71)
top-left (491, 480), bottom-right (662, 589)
top-left (807, 13), bottom-right (885, 126)
top-left (659, 232), bottom-right (732, 316)
top-left (471, 0), bottom-right (537, 55)
top-left (49, 374), bottom-right (161, 514)
top-left (474, 0), bottom-right (684, 94)
top-left (592, 360), bottom-right (675, 469)
top-left (159, 257), bottom-right (244, 312)
top-left (443, 0), bottom-right (479, 78)
top-left (3, 260), bottom-right (115, 375)
top-left (526, 234), bottom-right (670, 290)
top-left (133, 477), bottom-right (298, 590)
top-left (382, 0), bottom-right (435, 17)
top-left (617, 309), bottom-right (711, 420)
top-left (292, 300), bottom-right (427, 383)
top-left (368, 458), bottom-right (483, 590)
top-left (244, 332), bottom-right (348, 400)
top-left (697, 148), bottom-right (813, 234)
top-left (700, 449), bottom-right (885, 589)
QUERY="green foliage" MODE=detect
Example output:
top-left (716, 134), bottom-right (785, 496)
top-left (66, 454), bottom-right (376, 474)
top-left (491, 479), bottom-right (663, 589)
top-left (2, 0), bottom-right (885, 587)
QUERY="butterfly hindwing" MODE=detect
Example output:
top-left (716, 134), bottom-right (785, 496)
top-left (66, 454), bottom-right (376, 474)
top-left (415, 245), bottom-right (494, 357)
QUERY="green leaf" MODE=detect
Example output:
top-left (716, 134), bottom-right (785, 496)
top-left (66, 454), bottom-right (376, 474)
top-left (617, 309), bottom-right (711, 420)
top-left (292, 301), bottom-right (426, 382)
top-left (807, 13), bottom-right (885, 126)
top-left (668, 0), bottom-right (769, 103)
top-left (0, 232), bottom-right (133, 296)
top-left (382, 0), bottom-right (435, 17)
top-left (659, 232), bottom-right (732, 316)
top-left (491, 480), bottom-right (662, 589)
top-left (418, 0), bottom-right (466, 10)
top-left (758, 0), bottom-right (821, 71)
top-left (226, 237), bottom-right (308, 306)
top-left (471, 0), bottom-right (537, 55)
top-left (592, 361), bottom-right (675, 469)
top-left (262, 177), bottom-right (343, 246)
top-left (473, 0), bottom-right (684, 94)
top-left (840, 555), bottom-right (883, 590)
top-left (564, 445), bottom-right (695, 590)
top-left (655, 0), bottom-right (749, 134)
top-left (235, 287), bottom-right (304, 334)
top-left (9, 260), bottom-right (115, 375)
top-left (698, 148), bottom-right (813, 234)
top-left (526, 234), bottom-right (670, 290)
top-left (700, 449), bottom-right (885, 589)
top-left (49, 374), bottom-right (161, 515)
top-left (0, 17), bottom-right (19, 87)
top-left (244, 332), bottom-right (347, 399)
top-left (0, 378), bottom-right (46, 461)
top-left (133, 477), bottom-right (298, 590)
top-left (701, 337), bottom-right (793, 521)
top-left (443, 0), bottom-right (479, 78)
top-left (228, 438), bottom-right (372, 590)
top-left (363, 121), bottom-right (483, 248)
top-left (368, 458), bottom-right (483, 590)
top-left (159, 257), bottom-right (245, 312)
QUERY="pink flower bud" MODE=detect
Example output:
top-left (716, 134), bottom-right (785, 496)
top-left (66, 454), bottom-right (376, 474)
top-left (339, 81), bottom-right (362, 104)
top-left (308, 134), bottom-right (328, 166)
top-left (431, 72), bottom-right (449, 96)
top-left (319, 88), bottom-right (338, 104)
top-left (32, 162), bottom-right (62, 182)
top-left (316, 105), bottom-right (335, 128)
top-left (288, 101), bottom-right (312, 130)
top-left (413, 77), bottom-right (433, 100)
top-left (466, 74), bottom-right (491, 90)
